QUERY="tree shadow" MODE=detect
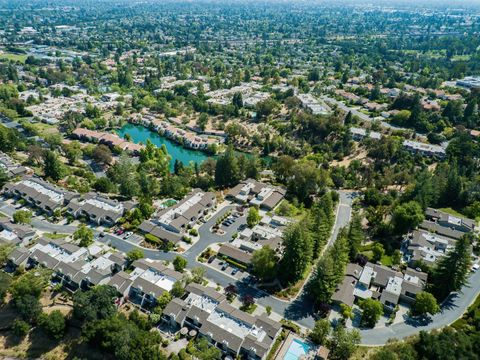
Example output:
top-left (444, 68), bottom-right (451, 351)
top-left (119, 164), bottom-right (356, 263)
top-left (25, 327), bottom-right (58, 359)
top-left (284, 291), bottom-right (315, 322)
top-left (3, 329), bottom-right (23, 348)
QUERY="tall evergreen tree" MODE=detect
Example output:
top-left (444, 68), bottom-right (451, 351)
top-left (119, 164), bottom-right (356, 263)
top-left (42, 150), bottom-right (64, 181)
top-left (280, 220), bottom-right (313, 284)
top-left (347, 215), bottom-right (365, 260)
top-left (215, 145), bottom-right (240, 188)
top-left (432, 233), bottom-right (472, 299)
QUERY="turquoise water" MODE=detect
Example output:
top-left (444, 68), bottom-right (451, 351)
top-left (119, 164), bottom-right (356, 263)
top-left (284, 339), bottom-right (311, 360)
top-left (116, 123), bottom-right (211, 170)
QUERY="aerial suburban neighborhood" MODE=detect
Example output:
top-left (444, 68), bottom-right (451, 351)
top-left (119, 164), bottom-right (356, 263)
top-left (0, 0), bottom-right (479, 359)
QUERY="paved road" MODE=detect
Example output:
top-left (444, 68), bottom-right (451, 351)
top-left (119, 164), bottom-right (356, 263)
top-left (360, 269), bottom-right (480, 345)
top-left (1, 192), bottom-right (353, 328)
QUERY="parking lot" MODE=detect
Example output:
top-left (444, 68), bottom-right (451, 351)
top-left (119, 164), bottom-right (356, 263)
top-left (208, 257), bottom-right (249, 281)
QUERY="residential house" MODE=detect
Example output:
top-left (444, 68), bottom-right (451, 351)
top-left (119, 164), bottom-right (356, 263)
top-left (349, 127), bottom-right (382, 141)
top-left (334, 262), bottom-right (428, 311)
top-left (151, 189), bottom-right (216, 234)
top-left (227, 179), bottom-right (286, 211)
top-left (425, 208), bottom-right (475, 233)
top-left (162, 283), bottom-right (282, 360)
top-left (296, 94), bottom-right (332, 115)
top-left (67, 193), bottom-right (135, 226)
top-left (402, 140), bottom-right (446, 159)
top-left (218, 243), bottom-right (253, 268)
top-left (118, 259), bottom-right (183, 310)
top-left (3, 177), bottom-right (78, 215)
top-left (405, 228), bottom-right (457, 265)
top-left (0, 152), bottom-right (30, 178)
top-left (0, 220), bottom-right (36, 245)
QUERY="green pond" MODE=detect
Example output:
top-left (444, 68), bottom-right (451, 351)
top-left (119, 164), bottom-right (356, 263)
top-left (117, 123), bottom-right (212, 170)
top-left (117, 123), bottom-right (270, 171)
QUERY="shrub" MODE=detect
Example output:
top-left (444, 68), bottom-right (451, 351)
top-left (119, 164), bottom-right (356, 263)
top-left (12, 319), bottom-right (30, 338)
top-left (145, 233), bottom-right (162, 245)
top-left (188, 228), bottom-right (198, 236)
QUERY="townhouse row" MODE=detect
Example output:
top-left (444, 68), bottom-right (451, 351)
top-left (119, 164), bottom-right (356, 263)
top-left (162, 283), bottom-right (282, 360)
top-left (2, 176), bottom-right (134, 226)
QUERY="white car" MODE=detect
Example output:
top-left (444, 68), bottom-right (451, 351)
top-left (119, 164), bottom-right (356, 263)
top-left (124, 232), bottom-right (133, 239)
top-left (472, 264), bottom-right (479, 272)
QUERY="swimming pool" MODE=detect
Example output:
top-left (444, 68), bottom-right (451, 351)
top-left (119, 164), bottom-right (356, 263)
top-left (284, 339), bottom-right (311, 360)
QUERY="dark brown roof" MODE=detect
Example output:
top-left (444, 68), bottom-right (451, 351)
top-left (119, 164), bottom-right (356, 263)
top-left (218, 244), bottom-right (253, 265)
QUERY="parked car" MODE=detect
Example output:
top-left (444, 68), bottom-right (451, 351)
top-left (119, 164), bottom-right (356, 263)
top-left (208, 256), bottom-right (216, 263)
top-left (221, 264), bottom-right (228, 271)
top-left (231, 268), bottom-right (238, 275)
top-left (124, 232), bottom-right (133, 239)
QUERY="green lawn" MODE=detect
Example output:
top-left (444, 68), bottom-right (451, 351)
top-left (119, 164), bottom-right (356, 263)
top-left (0, 52), bottom-right (27, 63)
top-left (43, 233), bottom-right (69, 240)
top-left (438, 207), bottom-right (468, 219)
top-left (380, 254), bottom-right (393, 266)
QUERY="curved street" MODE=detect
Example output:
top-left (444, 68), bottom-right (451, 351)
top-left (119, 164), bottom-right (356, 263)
top-left (359, 269), bottom-right (480, 345)
top-left (3, 192), bottom-right (478, 345)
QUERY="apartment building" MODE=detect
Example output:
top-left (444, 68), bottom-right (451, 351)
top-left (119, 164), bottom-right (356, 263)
top-left (3, 177), bottom-right (78, 215)
top-left (227, 179), bottom-right (286, 211)
top-left (66, 193), bottom-right (135, 226)
top-left (162, 283), bottom-right (282, 360)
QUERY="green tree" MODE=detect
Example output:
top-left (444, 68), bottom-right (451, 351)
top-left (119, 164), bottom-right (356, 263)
top-left (9, 270), bottom-right (49, 323)
top-left (43, 150), bottom-right (64, 181)
top-left (432, 234), bottom-right (472, 299)
top-left (126, 249), bottom-right (144, 263)
top-left (372, 243), bottom-right (385, 262)
top-left (280, 221), bottom-right (313, 284)
top-left (360, 298), bottom-right (384, 328)
top-left (191, 267), bottom-right (206, 284)
top-left (74, 224), bottom-right (94, 247)
top-left (330, 324), bottom-right (361, 360)
top-left (189, 337), bottom-right (222, 360)
top-left (232, 92), bottom-right (243, 108)
top-left (173, 256), bottom-right (188, 272)
top-left (39, 310), bottom-right (66, 339)
top-left (247, 206), bottom-right (261, 228)
top-left (73, 285), bottom-right (118, 322)
top-left (0, 167), bottom-right (8, 188)
top-left (411, 291), bottom-right (440, 316)
top-left (92, 144), bottom-right (112, 165)
top-left (197, 113), bottom-right (208, 131)
top-left (215, 145), bottom-right (240, 188)
top-left (12, 319), bottom-right (30, 338)
top-left (0, 272), bottom-right (12, 305)
top-left (63, 141), bottom-right (82, 165)
top-left (391, 201), bottom-right (424, 234)
top-left (308, 255), bottom-right (337, 303)
top-left (170, 281), bottom-right (185, 298)
top-left (347, 214), bottom-right (365, 259)
top-left (13, 209), bottom-right (32, 224)
top-left (309, 319), bottom-right (330, 345)
top-left (83, 313), bottom-right (164, 360)
top-left (340, 304), bottom-right (354, 322)
top-left (251, 246), bottom-right (278, 281)
top-left (155, 292), bottom-right (172, 314)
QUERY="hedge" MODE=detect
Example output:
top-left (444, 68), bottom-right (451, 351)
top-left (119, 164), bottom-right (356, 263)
top-left (222, 256), bottom-right (248, 271)
top-left (145, 233), bottom-right (162, 245)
